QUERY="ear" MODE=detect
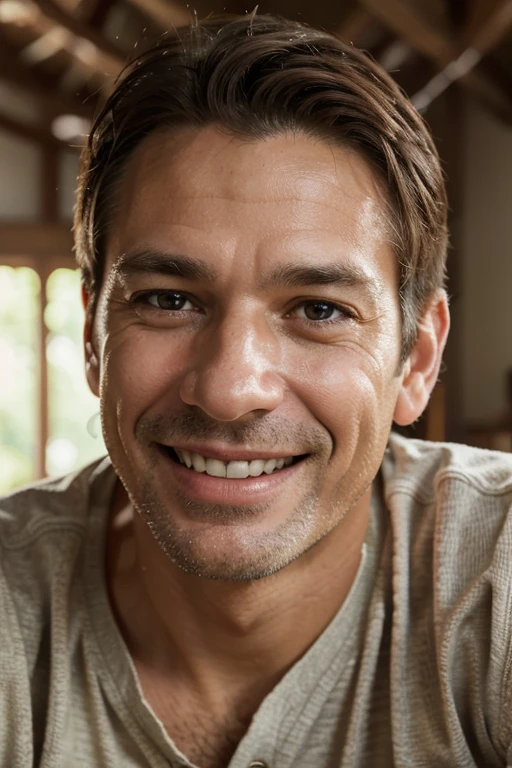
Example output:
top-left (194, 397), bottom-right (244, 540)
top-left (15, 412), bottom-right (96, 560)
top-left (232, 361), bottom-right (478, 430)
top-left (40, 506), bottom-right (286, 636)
top-left (393, 291), bottom-right (450, 426)
top-left (82, 285), bottom-right (100, 398)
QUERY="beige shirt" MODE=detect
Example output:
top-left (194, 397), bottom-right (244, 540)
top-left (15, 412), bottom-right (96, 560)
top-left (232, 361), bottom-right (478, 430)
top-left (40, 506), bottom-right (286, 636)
top-left (1, 434), bottom-right (512, 768)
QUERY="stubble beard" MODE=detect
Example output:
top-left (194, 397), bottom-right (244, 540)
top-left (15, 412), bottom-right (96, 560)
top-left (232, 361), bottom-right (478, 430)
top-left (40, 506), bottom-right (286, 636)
top-left (135, 476), bottom-right (323, 581)
top-left (107, 410), bottom-right (359, 580)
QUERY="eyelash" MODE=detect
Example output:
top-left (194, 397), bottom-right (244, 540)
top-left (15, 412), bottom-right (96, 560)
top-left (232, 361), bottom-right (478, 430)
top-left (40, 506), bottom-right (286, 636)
top-left (129, 290), bottom-right (357, 325)
top-left (131, 290), bottom-right (197, 313)
top-left (289, 302), bottom-right (356, 324)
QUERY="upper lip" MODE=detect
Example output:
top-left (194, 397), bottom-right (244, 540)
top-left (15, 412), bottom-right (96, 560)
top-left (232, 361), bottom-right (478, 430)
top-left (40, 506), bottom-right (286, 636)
top-left (158, 442), bottom-right (301, 462)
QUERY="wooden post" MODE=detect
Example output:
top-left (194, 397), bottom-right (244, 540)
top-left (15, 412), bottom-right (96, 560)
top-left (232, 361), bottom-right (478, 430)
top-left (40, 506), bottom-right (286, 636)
top-left (37, 260), bottom-right (50, 479)
top-left (37, 141), bottom-right (60, 478)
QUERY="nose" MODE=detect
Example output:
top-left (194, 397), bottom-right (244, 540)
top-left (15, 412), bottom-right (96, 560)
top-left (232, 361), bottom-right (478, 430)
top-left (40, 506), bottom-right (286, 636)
top-left (179, 314), bottom-right (285, 421)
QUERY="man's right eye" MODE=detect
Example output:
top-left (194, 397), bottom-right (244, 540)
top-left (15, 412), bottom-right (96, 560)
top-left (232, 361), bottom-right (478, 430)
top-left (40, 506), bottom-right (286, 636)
top-left (132, 291), bottom-right (196, 311)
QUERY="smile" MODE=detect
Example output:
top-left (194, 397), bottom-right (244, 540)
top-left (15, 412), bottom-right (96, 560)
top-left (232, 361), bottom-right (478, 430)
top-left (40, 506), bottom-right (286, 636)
top-left (167, 447), bottom-right (299, 478)
top-left (155, 444), bottom-right (309, 506)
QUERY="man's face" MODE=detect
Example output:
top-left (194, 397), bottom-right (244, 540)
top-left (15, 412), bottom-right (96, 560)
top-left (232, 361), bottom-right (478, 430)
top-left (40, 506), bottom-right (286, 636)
top-left (89, 125), bottom-right (405, 580)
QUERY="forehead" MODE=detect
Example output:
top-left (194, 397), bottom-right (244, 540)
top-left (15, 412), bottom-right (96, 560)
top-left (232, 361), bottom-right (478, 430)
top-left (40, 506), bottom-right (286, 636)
top-left (107, 124), bottom-right (393, 282)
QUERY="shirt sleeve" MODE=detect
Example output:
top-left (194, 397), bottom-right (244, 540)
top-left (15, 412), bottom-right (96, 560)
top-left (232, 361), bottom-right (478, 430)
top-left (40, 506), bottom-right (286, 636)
top-left (0, 555), bottom-right (34, 767)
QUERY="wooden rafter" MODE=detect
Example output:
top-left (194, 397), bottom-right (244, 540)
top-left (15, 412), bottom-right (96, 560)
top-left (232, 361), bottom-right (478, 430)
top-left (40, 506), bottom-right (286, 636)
top-left (444, 0), bottom-right (470, 32)
top-left (0, 223), bottom-right (74, 256)
top-left (0, 39), bottom-right (93, 118)
top-left (336, 7), bottom-right (374, 44)
top-left (361, 0), bottom-right (452, 62)
top-left (480, 56), bottom-right (512, 101)
top-left (463, 0), bottom-right (512, 54)
top-left (463, 0), bottom-right (504, 43)
top-left (32, 0), bottom-right (125, 75)
top-left (0, 111), bottom-right (63, 147)
top-left (124, 0), bottom-right (190, 31)
top-left (360, 0), bottom-right (512, 121)
top-left (82, 0), bottom-right (118, 28)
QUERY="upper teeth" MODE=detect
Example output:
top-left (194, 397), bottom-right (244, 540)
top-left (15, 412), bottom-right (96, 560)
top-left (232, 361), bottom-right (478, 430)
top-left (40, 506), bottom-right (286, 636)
top-left (174, 450), bottom-right (294, 478)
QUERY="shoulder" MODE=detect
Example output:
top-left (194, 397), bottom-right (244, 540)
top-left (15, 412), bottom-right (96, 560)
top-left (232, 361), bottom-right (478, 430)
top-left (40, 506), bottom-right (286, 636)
top-left (0, 459), bottom-right (116, 750)
top-left (0, 457), bottom-right (115, 670)
top-left (381, 434), bottom-right (512, 595)
top-left (381, 434), bottom-right (512, 600)
top-left (383, 432), bottom-right (512, 507)
top-left (0, 456), bottom-right (113, 548)
top-left (381, 435), bottom-right (512, 753)
top-left (0, 457), bottom-right (114, 633)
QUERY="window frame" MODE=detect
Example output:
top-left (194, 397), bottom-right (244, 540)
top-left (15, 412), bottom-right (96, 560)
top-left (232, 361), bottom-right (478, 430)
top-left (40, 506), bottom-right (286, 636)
top-left (1, 252), bottom-right (79, 481)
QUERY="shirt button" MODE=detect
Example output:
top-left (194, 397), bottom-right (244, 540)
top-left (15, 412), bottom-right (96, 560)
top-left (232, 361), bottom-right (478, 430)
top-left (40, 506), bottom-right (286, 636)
top-left (248, 762), bottom-right (269, 768)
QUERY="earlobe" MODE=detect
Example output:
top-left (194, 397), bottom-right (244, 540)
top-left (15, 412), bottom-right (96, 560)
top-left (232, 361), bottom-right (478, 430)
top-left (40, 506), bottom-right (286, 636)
top-left (393, 291), bottom-right (450, 427)
top-left (393, 370), bottom-right (430, 426)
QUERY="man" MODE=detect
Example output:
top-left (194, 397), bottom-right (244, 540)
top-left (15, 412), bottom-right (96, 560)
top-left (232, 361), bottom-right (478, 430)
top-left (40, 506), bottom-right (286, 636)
top-left (1, 12), bottom-right (512, 768)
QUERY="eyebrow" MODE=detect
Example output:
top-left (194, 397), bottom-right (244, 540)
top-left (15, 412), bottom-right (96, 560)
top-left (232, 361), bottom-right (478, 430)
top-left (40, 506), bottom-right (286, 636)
top-left (259, 262), bottom-right (382, 296)
top-left (113, 247), bottom-right (382, 298)
top-left (113, 248), bottom-right (218, 283)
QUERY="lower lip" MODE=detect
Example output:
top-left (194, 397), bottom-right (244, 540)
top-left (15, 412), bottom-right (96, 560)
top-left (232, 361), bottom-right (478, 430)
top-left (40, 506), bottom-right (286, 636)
top-left (155, 446), bottom-right (306, 505)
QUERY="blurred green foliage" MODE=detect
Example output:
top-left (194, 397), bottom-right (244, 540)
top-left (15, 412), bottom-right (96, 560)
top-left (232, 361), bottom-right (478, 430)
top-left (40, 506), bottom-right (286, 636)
top-left (46, 268), bottom-right (106, 477)
top-left (0, 266), bottom-right (106, 496)
top-left (0, 266), bottom-right (39, 492)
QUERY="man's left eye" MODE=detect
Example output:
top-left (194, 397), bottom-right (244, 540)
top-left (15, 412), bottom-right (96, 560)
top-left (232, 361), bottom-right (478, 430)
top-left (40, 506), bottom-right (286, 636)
top-left (293, 301), bottom-right (350, 322)
top-left (145, 292), bottom-right (195, 311)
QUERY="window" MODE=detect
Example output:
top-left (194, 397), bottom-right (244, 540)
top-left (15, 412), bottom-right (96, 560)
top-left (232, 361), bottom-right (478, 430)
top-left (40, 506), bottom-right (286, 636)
top-left (0, 260), bottom-right (106, 495)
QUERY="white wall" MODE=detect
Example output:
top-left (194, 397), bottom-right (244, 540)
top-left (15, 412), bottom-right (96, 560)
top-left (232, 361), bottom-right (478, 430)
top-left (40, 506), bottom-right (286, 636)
top-left (0, 80), bottom-right (41, 124)
top-left (0, 130), bottom-right (80, 223)
top-left (462, 99), bottom-right (512, 423)
top-left (0, 132), bottom-right (80, 222)
top-left (59, 150), bottom-right (80, 220)
top-left (0, 81), bottom-right (43, 220)
top-left (0, 80), bottom-right (80, 223)
top-left (0, 129), bottom-right (41, 220)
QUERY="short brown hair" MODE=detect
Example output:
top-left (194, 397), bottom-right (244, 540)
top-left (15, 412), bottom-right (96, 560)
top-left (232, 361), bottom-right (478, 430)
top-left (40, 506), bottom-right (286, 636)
top-left (74, 13), bottom-right (448, 362)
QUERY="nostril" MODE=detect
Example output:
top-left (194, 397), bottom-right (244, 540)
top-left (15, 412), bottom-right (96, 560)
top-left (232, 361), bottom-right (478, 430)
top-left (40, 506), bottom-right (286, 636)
top-left (178, 361), bottom-right (285, 421)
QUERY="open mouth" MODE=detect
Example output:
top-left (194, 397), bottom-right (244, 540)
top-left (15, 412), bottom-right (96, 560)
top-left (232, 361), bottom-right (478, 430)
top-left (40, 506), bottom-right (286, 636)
top-left (161, 445), bottom-right (307, 479)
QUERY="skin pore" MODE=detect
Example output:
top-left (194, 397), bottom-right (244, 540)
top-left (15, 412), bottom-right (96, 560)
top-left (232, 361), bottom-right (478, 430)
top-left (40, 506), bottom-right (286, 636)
top-left (84, 125), bottom-right (449, 766)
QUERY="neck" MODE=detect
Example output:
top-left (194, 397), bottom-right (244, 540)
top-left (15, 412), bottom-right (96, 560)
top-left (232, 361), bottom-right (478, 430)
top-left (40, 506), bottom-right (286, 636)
top-left (107, 480), bottom-right (371, 710)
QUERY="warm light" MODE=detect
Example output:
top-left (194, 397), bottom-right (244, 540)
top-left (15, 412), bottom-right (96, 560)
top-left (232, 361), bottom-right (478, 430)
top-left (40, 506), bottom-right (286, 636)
top-left (73, 37), bottom-right (97, 67)
top-left (46, 437), bottom-right (79, 475)
top-left (51, 113), bottom-right (90, 142)
top-left (0, 0), bottom-right (35, 24)
top-left (0, 0), bottom-right (39, 24)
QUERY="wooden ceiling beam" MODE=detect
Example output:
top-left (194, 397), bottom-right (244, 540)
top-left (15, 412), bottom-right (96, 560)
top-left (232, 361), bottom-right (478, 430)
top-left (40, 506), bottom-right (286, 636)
top-left (0, 40), bottom-right (93, 118)
top-left (361, 0), bottom-right (512, 121)
top-left (361, 0), bottom-right (453, 63)
top-left (336, 7), bottom-right (375, 44)
top-left (0, 111), bottom-right (63, 147)
top-left (125, 0), bottom-right (190, 31)
top-left (479, 56), bottom-right (512, 100)
top-left (82, 0), bottom-right (118, 29)
top-left (463, 0), bottom-right (512, 55)
top-left (463, 0), bottom-right (504, 43)
top-left (32, 0), bottom-right (125, 74)
top-left (444, 0), bottom-right (470, 32)
top-left (0, 223), bottom-right (74, 256)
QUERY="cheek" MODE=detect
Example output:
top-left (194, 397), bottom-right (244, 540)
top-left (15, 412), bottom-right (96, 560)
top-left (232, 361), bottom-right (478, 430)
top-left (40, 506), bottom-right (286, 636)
top-left (289, 346), bottom-right (398, 452)
top-left (99, 329), bottom-right (190, 418)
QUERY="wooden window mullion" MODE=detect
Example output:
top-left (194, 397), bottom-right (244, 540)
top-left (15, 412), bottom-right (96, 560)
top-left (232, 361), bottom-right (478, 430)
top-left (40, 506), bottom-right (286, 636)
top-left (37, 260), bottom-right (50, 480)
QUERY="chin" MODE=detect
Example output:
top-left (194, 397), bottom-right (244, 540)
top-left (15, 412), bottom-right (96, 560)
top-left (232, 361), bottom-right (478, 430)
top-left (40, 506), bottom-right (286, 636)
top-left (135, 486), bottom-right (322, 582)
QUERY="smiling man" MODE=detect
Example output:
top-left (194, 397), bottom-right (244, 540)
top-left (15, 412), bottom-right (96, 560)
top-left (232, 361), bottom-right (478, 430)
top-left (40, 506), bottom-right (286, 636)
top-left (2, 13), bottom-right (512, 768)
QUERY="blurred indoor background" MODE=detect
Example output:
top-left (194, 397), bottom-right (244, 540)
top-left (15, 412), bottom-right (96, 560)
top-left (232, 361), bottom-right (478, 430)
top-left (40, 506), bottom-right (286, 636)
top-left (0, 0), bottom-right (511, 494)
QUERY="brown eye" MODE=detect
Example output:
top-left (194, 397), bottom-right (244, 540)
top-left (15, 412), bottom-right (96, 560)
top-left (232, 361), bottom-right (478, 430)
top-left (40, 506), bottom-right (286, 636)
top-left (302, 301), bottom-right (339, 321)
top-left (146, 292), bottom-right (194, 311)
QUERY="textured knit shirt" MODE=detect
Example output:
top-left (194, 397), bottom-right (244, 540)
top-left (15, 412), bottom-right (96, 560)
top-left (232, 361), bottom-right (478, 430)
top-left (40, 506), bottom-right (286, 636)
top-left (1, 434), bottom-right (512, 768)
